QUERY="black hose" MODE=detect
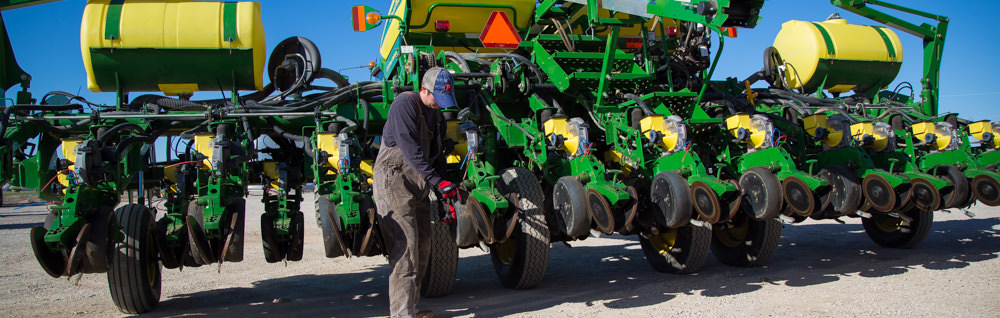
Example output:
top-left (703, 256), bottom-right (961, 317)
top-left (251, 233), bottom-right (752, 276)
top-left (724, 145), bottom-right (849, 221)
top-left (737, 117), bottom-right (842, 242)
top-left (97, 123), bottom-right (145, 144)
top-left (315, 68), bottom-right (350, 87)
top-left (624, 94), bottom-right (652, 116)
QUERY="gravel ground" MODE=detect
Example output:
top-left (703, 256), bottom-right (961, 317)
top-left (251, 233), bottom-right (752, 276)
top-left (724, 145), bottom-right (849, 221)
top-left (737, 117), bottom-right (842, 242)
top-left (1, 193), bottom-right (998, 317)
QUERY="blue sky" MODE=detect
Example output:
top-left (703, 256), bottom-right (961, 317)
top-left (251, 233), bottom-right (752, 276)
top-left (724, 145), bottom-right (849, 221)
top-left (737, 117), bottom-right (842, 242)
top-left (3, 0), bottom-right (998, 121)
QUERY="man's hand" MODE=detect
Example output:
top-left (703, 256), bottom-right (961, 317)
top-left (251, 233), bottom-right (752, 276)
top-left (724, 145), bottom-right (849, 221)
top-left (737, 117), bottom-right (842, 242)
top-left (437, 180), bottom-right (458, 199)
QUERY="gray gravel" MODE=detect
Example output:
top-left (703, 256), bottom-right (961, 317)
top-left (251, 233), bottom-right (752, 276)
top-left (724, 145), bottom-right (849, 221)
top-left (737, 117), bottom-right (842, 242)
top-left (1, 194), bottom-right (997, 317)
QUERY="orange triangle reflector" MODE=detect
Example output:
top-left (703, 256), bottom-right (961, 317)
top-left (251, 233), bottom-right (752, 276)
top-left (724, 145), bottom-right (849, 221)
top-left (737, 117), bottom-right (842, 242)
top-left (480, 11), bottom-right (521, 49)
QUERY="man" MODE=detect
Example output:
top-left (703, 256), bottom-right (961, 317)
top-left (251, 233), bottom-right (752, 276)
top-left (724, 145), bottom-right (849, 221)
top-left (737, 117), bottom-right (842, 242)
top-left (372, 67), bottom-right (459, 318)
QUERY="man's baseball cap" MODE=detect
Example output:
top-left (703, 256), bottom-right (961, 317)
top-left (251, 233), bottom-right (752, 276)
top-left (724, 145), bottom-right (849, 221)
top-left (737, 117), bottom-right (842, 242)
top-left (421, 67), bottom-right (457, 109)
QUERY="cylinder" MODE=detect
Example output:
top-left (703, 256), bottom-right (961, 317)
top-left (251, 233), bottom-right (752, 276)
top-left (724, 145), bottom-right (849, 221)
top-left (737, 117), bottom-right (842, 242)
top-left (773, 18), bottom-right (903, 95)
top-left (81, 0), bottom-right (266, 95)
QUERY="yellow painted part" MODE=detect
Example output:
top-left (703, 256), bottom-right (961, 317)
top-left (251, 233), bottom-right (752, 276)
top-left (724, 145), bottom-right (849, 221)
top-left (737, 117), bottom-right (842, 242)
top-left (164, 165), bottom-right (179, 184)
top-left (726, 115), bottom-right (770, 149)
top-left (444, 120), bottom-right (468, 164)
top-left (911, 122), bottom-right (951, 151)
top-left (568, 7), bottom-right (679, 38)
top-left (640, 115), bottom-right (666, 148)
top-left (802, 114), bottom-right (844, 148)
top-left (81, 0), bottom-right (266, 92)
top-left (158, 83), bottom-right (199, 95)
top-left (828, 84), bottom-right (857, 93)
top-left (543, 117), bottom-right (580, 155)
top-left (194, 133), bottom-right (213, 169)
top-left (316, 132), bottom-right (340, 168)
top-left (61, 139), bottom-right (83, 163)
top-left (969, 121), bottom-right (999, 149)
top-left (58, 165), bottom-right (73, 188)
top-left (360, 160), bottom-right (375, 177)
top-left (851, 122), bottom-right (889, 152)
top-left (262, 162), bottom-right (280, 190)
top-left (773, 19), bottom-right (902, 90)
top-left (604, 150), bottom-right (633, 175)
top-left (380, 0), bottom-right (535, 60)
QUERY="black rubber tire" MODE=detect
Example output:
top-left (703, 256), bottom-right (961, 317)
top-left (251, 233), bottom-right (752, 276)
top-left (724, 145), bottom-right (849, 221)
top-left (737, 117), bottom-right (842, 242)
top-left (261, 213), bottom-right (285, 263)
top-left (317, 195), bottom-right (347, 258)
top-left (861, 210), bottom-right (933, 249)
top-left (933, 166), bottom-right (970, 209)
top-left (739, 167), bottom-right (783, 220)
top-left (285, 211), bottom-right (305, 261)
top-left (552, 176), bottom-right (590, 238)
top-left (639, 222), bottom-right (711, 274)
top-left (710, 215), bottom-right (782, 267)
top-left (421, 221), bottom-right (458, 297)
top-left (491, 167), bottom-right (550, 289)
top-left (650, 171), bottom-right (693, 229)
top-left (108, 204), bottom-right (161, 314)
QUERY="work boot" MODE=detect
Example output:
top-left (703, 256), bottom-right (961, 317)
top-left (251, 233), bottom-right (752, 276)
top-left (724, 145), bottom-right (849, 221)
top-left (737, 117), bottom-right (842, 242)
top-left (415, 310), bottom-right (434, 318)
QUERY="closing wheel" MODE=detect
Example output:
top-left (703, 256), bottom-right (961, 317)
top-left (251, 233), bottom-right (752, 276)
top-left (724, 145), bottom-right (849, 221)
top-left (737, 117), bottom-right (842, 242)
top-left (185, 202), bottom-right (216, 265)
top-left (586, 188), bottom-right (615, 234)
top-left (817, 165), bottom-right (862, 217)
top-left (972, 174), bottom-right (1000, 206)
top-left (738, 167), bottom-right (782, 220)
top-left (638, 222), bottom-right (711, 274)
top-left (31, 220), bottom-right (65, 278)
top-left (614, 186), bottom-right (640, 233)
top-left (690, 181), bottom-right (722, 223)
top-left (467, 196), bottom-right (496, 244)
top-left (317, 195), bottom-right (348, 258)
top-left (354, 198), bottom-right (379, 257)
top-left (285, 211), bottom-right (305, 261)
top-left (260, 213), bottom-right (286, 263)
top-left (909, 178), bottom-right (942, 212)
top-left (710, 214), bottom-right (782, 267)
top-left (862, 174), bottom-right (897, 212)
top-left (552, 176), bottom-right (590, 238)
top-left (222, 198), bottom-right (246, 262)
top-left (650, 171), bottom-right (692, 229)
top-left (108, 204), bottom-right (162, 314)
top-left (782, 176), bottom-right (817, 216)
top-left (421, 221), bottom-right (458, 297)
top-left (66, 223), bottom-right (92, 276)
top-left (491, 167), bottom-right (550, 289)
top-left (861, 210), bottom-right (933, 248)
top-left (153, 217), bottom-right (181, 269)
top-left (933, 165), bottom-right (970, 209)
top-left (452, 196), bottom-right (479, 248)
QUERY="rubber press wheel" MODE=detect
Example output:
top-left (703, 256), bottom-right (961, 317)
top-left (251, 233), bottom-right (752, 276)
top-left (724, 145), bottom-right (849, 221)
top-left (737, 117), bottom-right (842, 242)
top-left (816, 165), bottom-right (862, 217)
top-left (932, 165), bottom-right (970, 209)
top-left (639, 222), bottom-right (711, 274)
top-left (972, 175), bottom-right (1000, 206)
top-left (861, 210), bottom-right (933, 249)
top-left (261, 213), bottom-right (286, 263)
top-left (710, 214), bottom-right (782, 267)
top-left (108, 204), bottom-right (162, 314)
top-left (739, 167), bottom-right (783, 221)
top-left (650, 171), bottom-right (693, 229)
top-left (552, 176), bottom-right (590, 238)
top-left (421, 220), bottom-right (458, 297)
top-left (491, 167), bottom-right (550, 289)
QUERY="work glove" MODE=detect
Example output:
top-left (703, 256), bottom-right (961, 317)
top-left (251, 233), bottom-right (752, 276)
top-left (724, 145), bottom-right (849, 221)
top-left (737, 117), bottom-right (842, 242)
top-left (437, 180), bottom-right (458, 199)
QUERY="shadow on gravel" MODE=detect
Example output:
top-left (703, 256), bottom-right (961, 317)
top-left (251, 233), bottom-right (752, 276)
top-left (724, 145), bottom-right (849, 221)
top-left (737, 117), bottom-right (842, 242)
top-left (145, 216), bottom-right (1000, 317)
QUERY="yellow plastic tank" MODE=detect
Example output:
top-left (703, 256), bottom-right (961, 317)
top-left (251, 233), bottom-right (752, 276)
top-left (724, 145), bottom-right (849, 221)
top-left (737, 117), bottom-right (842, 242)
top-left (81, 0), bottom-right (266, 95)
top-left (773, 18), bottom-right (902, 94)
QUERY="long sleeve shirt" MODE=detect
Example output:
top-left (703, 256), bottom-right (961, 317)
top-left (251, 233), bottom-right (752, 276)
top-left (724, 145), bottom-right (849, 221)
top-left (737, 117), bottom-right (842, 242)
top-left (379, 92), bottom-right (448, 187)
